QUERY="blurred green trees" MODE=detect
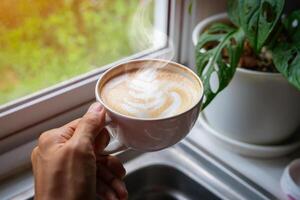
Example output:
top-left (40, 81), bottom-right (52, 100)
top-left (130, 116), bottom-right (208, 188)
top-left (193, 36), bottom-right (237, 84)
top-left (0, 0), bottom-right (143, 105)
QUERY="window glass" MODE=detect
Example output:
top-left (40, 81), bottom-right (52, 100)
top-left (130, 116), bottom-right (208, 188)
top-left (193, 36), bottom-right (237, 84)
top-left (0, 0), bottom-right (164, 105)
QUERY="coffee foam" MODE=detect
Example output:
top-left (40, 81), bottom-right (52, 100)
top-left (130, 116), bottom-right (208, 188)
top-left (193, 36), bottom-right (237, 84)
top-left (101, 65), bottom-right (201, 119)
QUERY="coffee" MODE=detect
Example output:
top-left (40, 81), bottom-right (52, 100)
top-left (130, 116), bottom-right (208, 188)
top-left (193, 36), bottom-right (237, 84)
top-left (100, 63), bottom-right (201, 119)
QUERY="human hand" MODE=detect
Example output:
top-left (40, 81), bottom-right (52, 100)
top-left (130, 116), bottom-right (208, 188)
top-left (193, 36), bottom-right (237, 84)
top-left (31, 102), bottom-right (128, 200)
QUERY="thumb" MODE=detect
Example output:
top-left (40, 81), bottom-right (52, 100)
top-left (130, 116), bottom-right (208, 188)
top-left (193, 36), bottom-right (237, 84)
top-left (71, 102), bottom-right (105, 145)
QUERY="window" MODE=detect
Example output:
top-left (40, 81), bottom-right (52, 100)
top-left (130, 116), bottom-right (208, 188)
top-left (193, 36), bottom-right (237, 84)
top-left (0, 0), bottom-right (172, 143)
top-left (0, 0), bottom-right (184, 177)
top-left (0, 0), bottom-right (165, 106)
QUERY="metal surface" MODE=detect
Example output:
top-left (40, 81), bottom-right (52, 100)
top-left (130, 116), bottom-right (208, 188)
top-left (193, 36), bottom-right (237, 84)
top-left (18, 137), bottom-right (275, 200)
top-left (116, 140), bottom-right (273, 200)
top-left (125, 165), bottom-right (219, 200)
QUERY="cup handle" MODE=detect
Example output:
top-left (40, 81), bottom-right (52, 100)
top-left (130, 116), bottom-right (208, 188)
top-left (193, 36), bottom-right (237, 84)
top-left (102, 114), bottom-right (128, 155)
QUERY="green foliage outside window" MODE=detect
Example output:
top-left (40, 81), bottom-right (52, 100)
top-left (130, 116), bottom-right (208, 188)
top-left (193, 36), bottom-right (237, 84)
top-left (0, 0), bottom-right (147, 105)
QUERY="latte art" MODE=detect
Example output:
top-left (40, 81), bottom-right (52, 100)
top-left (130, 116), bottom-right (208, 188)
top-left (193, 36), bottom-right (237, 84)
top-left (101, 66), bottom-right (201, 119)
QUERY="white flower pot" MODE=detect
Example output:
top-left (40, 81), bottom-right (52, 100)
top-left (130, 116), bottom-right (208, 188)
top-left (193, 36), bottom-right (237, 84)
top-left (193, 13), bottom-right (300, 145)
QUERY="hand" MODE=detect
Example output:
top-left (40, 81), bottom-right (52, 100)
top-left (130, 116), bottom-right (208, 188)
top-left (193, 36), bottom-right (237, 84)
top-left (31, 102), bottom-right (128, 200)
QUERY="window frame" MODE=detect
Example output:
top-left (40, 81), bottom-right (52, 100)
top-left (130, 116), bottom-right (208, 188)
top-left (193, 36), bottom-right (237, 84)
top-left (0, 0), bottom-right (185, 180)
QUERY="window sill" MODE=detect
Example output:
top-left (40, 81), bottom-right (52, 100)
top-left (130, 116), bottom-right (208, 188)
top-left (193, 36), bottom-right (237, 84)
top-left (0, 168), bottom-right (33, 200)
top-left (187, 119), bottom-right (300, 199)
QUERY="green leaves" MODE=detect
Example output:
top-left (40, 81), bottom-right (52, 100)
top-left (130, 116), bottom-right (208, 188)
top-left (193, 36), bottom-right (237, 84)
top-left (194, 1), bottom-right (300, 110)
top-left (227, 0), bottom-right (284, 53)
top-left (195, 23), bottom-right (245, 109)
top-left (282, 10), bottom-right (300, 45)
top-left (273, 44), bottom-right (300, 90)
top-left (227, 1), bottom-right (300, 91)
top-left (272, 11), bottom-right (300, 90)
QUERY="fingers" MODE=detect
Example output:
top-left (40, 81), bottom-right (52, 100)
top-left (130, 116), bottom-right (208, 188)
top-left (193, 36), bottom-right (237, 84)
top-left (37, 129), bottom-right (60, 151)
top-left (97, 179), bottom-right (119, 200)
top-left (70, 102), bottom-right (106, 145)
top-left (58, 118), bottom-right (81, 141)
top-left (97, 164), bottom-right (128, 199)
top-left (98, 156), bottom-right (126, 179)
top-left (37, 118), bottom-right (81, 150)
top-left (110, 178), bottom-right (128, 200)
top-left (94, 128), bottom-right (110, 155)
top-left (31, 147), bottom-right (39, 171)
top-left (97, 155), bottom-right (127, 199)
top-left (64, 118), bottom-right (81, 130)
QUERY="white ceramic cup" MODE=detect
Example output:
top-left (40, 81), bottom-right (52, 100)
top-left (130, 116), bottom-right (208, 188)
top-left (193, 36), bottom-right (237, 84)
top-left (95, 59), bottom-right (203, 154)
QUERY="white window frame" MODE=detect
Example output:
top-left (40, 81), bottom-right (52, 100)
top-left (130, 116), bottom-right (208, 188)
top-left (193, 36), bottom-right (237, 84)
top-left (0, 0), bottom-right (186, 180)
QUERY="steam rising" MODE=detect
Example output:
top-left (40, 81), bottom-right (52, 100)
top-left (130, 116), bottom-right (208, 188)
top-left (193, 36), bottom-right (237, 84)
top-left (113, 0), bottom-right (177, 118)
top-left (129, 0), bottom-right (174, 61)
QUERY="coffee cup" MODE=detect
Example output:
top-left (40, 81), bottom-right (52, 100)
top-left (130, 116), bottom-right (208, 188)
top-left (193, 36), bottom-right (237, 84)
top-left (95, 59), bottom-right (203, 154)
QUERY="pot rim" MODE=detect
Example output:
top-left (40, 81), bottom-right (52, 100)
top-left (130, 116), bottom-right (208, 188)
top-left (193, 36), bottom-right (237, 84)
top-left (192, 12), bottom-right (282, 77)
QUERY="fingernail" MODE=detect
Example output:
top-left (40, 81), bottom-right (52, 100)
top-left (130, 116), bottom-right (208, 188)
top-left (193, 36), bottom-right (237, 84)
top-left (88, 102), bottom-right (103, 113)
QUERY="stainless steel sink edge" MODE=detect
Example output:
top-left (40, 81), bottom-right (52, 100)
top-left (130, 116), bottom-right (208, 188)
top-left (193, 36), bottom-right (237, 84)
top-left (120, 139), bottom-right (277, 200)
top-left (122, 148), bottom-right (224, 200)
top-left (177, 139), bottom-right (277, 200)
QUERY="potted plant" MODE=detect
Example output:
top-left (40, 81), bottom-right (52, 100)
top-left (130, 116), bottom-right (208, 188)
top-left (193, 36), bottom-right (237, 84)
top-left (193, 0), bottom-right (300, 145)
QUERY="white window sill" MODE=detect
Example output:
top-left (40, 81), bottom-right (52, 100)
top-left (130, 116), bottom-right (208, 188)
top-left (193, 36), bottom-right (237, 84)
top-left (0, 169), bottom-right (33, 200)
top-left (187, 119), bottom-right (300, 200)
